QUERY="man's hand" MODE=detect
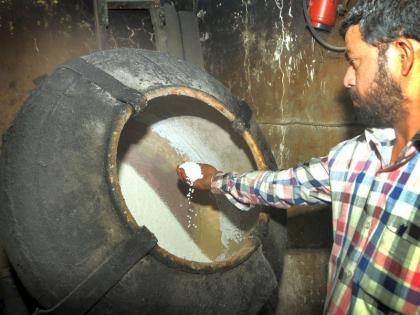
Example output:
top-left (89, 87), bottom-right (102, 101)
top-left (176, 162), bottom-right (219, 190)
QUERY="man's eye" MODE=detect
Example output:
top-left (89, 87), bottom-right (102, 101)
top-left (344, 53), bottom-right (357, 67)
top-left (349, 59), bottom-right (359, 69)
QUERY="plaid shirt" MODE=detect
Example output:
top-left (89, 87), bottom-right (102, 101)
top-left (211, 128), bottom-right (420, 314)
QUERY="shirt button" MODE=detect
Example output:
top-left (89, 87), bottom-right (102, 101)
top-left (345, 270), bottom-right (353, 280)
top-left (364, 219), bottom-right (371, 230)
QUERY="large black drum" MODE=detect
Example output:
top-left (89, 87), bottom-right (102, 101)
top-left (0, 48), bottom-right (286, 314)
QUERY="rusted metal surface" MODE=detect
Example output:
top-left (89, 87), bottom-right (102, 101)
top-left (144, 87), bottom-right (237, 121)
top-left (106, 104), bottom-right (139, 230)
top-left (144, 86), bottom-right (269, 170)
top-left (243, 130), bottom-right (269, 170)
top-left (98, 64), bottom-right (275, 271)
top-left (114, 90), bottom-right (264, 265)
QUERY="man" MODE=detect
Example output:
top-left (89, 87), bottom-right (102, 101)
top-left (177, 0), bottom-right (419, 314)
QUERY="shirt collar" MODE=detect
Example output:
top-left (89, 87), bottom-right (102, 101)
top-left (365, 128), bottom-right (420, 168)
top-left (364, 128), bottom-right (395, 149)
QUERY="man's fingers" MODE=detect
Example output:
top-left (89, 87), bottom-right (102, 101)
top-left (176, 162), bottom-right (216, 190)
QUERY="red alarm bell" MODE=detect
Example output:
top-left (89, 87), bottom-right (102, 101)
top-left (308, 0), bottom-right (338, 32)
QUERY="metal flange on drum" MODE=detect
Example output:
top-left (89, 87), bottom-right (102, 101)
top-left (0, 48), bottom-right (286, 314)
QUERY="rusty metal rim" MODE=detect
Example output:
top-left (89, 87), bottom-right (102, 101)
top-left (107, 104), bottom-right (140, 231)
top-left (144, 86), bottom-right (269, 171)
top-left (107, 86), bottom-right (270, 273)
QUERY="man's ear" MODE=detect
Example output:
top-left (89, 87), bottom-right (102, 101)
top-left (394, 38), bottom-right (415, 76)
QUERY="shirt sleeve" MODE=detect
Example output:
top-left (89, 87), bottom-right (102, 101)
top-left (210, 156), bottom-right (331, 211)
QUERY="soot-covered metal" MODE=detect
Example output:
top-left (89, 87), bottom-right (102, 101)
top-left (0, 48), bottom-right (286, 314)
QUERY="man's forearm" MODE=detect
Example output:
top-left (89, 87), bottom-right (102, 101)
top-left (210, 158), bottom-right (332, 210)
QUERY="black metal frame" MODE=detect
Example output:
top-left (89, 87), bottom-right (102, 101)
top-left (93, 0), bottom-right (204, 69)
top-left (93, 0), bottom-right (161, 50)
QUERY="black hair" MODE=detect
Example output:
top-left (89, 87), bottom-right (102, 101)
top-left (340, 0), bottom-right (420, 45)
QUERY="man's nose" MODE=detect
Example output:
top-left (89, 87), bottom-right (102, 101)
top-left (343, 66), bottom-right (356, 88)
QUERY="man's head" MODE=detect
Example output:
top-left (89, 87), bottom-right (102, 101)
top-left (339, 0), bottom-right (420, 128)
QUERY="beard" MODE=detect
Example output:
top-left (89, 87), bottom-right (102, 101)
top-left (349, 52), bottom-right (407, 128)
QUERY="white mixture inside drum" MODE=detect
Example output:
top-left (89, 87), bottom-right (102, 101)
top-left (119, 162), bottom-right (211, 262)
top-left (118, 114), bottom-right (257, 263)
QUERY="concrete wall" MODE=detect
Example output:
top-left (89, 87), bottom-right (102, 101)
top-left (0, 1), bottom-right (365, 314)
top-left (198, 0), bottom-right (363, 167)
top-left (0, 0), bottom-right (95, 143)
top-left (0, 0), bottom-right (156, 144)
top-left (196, 1), bottom-right (364, 314)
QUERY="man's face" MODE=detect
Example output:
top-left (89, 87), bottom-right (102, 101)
top-left (343, 26), bottom-right (406, 127)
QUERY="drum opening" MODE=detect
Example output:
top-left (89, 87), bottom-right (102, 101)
top-left (117, 94), bottom-right (260, 264)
